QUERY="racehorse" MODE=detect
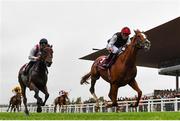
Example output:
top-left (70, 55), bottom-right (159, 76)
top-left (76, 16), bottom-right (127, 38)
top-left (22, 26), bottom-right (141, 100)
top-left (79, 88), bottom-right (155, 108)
top-left (54, 92), bottom-right (69, 113)
top-left (80, 30), bottom-right (151, 110)
top-left (7, 92), bottom-right (22, 112)
top-left (18, 45), bottom-right (53, 115)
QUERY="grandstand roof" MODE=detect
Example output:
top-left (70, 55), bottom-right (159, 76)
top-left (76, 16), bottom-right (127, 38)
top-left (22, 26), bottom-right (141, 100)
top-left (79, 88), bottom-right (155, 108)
top-left (80, 17), bottom-right (180, 69)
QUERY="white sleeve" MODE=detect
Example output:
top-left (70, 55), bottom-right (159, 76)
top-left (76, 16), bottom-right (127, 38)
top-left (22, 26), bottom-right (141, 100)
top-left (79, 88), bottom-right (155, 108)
top-left (126, 37), bottom-right (131, 45)
top-left (28, 46), bottom-right (38, 61)
top-left (106, 35), bottom-right (117, 49)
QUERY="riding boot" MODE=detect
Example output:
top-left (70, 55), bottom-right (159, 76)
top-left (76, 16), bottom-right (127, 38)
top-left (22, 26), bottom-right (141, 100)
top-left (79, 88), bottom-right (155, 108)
top-left (23, 61), bottom-right (35, 75)
top-left (102, 53), bottom-right (117, 68)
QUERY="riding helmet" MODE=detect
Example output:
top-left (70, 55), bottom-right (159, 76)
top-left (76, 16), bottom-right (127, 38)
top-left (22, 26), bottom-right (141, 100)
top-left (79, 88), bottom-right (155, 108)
top-left (39, 38), bottom-right (48, 44)
top-left (121, 27), bottom-right (131, 35)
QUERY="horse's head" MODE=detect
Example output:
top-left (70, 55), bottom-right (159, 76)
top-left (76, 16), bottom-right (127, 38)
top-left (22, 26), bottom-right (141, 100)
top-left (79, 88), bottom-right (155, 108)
top-left (63, 91), bottom-right (69, 97)
top-left (16, 92), bottom-right (22, 98)
top-left (40, 45), bottom-right (53, 67)
top-left (132, 29), bottom-right (151, 50)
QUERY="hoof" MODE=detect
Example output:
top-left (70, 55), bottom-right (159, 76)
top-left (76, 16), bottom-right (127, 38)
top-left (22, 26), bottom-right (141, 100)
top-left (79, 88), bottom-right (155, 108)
top-left (24, 110), bottom-right (29, 116)
top-left (41, 103), bottom-right (45, 106)
top-left (95, 106), bottom-right (100, 112)
top-left (37, 106), bottom-right (42, 113)
top-left (130, 103), bottom-right (138, 107)
top-left (37, 98), bottom-right (43, 105)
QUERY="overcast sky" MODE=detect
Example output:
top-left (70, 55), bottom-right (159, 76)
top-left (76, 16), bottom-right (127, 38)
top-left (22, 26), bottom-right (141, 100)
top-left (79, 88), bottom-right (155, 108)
top-left (0, 0), bottom-right (180, 104)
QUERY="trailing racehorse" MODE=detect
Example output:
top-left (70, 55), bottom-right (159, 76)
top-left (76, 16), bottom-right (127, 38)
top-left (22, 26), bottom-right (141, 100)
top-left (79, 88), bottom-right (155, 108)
top-left (54, 91), bottom-right (69, 113)
top-left (81, 30), bottom-right (151, 110)
top-left (18, 45), bottom-right (53, 115)
top-left (7, 92), bottom-right (22, 112)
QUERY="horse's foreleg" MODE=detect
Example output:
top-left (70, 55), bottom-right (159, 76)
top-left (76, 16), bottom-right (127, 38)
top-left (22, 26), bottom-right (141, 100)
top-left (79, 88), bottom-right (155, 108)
top-left (128, 79), bottom-right (142, 107)
top-left (29, 82), bottom-right (42, 113)
top-left (17, 106), bottom-right (19, 112)
top-left (10, 106), bottom-right (13, 112)
top-left (14, 106), bottom-right (16, 112)
top-left (90, 78), bottom-right (99, 111)
top-left (29, 82), bottom-right (42, 105)
top-left (109, 84), bottom-right (118, 107)
top-left (40, 86), bottom-right (49, 106)
top-left (7, 103), bottom-right (11, 112)
top-left (54, 104), bottom-right (57, 113)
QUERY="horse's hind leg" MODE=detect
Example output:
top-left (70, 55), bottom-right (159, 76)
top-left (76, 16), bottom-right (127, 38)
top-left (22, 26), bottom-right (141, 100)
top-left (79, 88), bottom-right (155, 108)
top-left (89, 76), bottom-right (100, 111)
top-left (128, 79), bottom-right (142, 107)
top-left (21, 84), bottom-right (29, 115)
top-left (40, 86), bottom-right (49, 106)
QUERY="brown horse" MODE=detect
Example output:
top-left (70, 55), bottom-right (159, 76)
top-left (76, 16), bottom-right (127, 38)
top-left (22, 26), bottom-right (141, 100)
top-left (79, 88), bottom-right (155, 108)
top-left (7, 92), bottom-right (22, 112)
top-left (54, 92), bottom-right (69, 112)
top-left (18, 45), bottom-right (53, 115)
top-left (81, 30), bottom-right (151, 110)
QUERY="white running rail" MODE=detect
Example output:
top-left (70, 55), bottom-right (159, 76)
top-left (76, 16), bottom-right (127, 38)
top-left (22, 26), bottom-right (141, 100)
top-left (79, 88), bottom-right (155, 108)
top-left (1, 97), bottom-right (180, 113)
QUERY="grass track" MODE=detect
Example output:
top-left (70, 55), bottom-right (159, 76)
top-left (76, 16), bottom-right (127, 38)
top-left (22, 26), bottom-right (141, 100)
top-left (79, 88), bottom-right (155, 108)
top-left (0, 112), bottom-right (180, 120)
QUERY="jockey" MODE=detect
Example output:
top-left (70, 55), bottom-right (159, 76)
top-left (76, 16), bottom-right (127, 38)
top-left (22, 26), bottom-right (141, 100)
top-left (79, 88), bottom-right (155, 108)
top-left (23, 38), bottom-right (49, 75)
top-left (12, 86), bottom-right (21, 94)
top-left (102, 27), bottom-right (131, 68)
top-left (59, 90), bottom-right (66, 96)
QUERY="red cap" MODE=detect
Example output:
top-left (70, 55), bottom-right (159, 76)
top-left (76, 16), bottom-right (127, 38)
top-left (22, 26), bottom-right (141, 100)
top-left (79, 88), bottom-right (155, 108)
top-left (121, 27), bottom-right (131, 35)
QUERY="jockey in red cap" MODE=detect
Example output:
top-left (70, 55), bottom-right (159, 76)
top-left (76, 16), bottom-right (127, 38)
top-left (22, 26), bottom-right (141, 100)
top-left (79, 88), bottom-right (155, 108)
top-left (102, 27), bottom-right (131, 68)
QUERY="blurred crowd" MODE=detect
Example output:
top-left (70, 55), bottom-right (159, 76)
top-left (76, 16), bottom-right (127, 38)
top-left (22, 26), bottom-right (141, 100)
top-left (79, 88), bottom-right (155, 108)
top-left (117, 89), bottom-right (180, 102)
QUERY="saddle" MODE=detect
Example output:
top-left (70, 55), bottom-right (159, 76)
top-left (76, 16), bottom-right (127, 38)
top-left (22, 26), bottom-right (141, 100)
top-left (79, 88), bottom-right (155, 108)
top-left (98, 54), bottom-right (118, 68)
top-left (96, 56), bottom-right (109, 70)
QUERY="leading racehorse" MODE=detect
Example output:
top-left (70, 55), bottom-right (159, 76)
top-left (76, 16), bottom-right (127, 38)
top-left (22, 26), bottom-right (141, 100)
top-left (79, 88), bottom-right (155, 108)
top-left (81, 30), bottom-right (151, 110)
top-left (18, 45), bottom-right (53, 115)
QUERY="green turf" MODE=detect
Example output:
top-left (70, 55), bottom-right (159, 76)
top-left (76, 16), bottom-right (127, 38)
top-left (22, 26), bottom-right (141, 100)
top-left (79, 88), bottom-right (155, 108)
top-left (0, 112), bottom-right (180, 120)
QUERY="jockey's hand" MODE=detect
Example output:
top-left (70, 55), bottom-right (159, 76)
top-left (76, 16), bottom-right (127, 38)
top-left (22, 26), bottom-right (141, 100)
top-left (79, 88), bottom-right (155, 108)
top-left (35, 56), bottom-right (40, 61)
top-left (107, 48), bottom-right (113, 52)
top-left (122, 47), bottom-right (125, 51)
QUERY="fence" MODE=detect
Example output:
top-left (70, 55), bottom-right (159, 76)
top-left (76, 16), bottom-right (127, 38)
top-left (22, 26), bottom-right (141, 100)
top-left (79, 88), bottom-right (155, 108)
top-left (1, 97), bottom-right (180, 113)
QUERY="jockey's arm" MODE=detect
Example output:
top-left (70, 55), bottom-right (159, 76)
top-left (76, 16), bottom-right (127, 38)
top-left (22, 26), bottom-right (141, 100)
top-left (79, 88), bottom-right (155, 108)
top-left (28, 46), bottom-right (39, 61)
top-left (126, 37), bottom-right (131, 45)
top-left (106, 35), bottom-right (117, 51)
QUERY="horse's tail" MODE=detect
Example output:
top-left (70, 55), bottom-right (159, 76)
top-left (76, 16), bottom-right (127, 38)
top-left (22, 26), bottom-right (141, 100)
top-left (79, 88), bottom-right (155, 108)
top-left (80, 72), bottom-right (91, 85)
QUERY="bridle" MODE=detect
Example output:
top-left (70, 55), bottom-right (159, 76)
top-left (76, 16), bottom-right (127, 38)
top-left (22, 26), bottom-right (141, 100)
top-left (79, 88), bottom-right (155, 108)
top-left (132, 32), bottom-right (151, 50)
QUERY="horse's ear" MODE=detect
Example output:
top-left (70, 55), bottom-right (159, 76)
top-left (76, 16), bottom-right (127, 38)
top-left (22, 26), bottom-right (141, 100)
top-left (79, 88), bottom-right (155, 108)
top-left (134, 29), bottom-right (141, 34)
top-left (134, 30), bottom-right (137, 34)
top-left (136, 29), bottom-right (141, 33)
top-left (50, 45), bottom-right (53, 48)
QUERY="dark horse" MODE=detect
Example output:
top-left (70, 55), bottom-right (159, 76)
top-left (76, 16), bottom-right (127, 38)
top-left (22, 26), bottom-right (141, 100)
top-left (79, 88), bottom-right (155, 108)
top-left (7, 92), bottom-right (22, 112)
top-left (18, 45), bottom-right (53, 115)
top-left (81, 30), bottom-right (151, 110)
top-left (54, 92), bottom-right (69, 112)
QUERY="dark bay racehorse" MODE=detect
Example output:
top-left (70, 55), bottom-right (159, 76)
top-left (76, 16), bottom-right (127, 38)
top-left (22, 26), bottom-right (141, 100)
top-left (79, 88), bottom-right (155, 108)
top-left (81, 30), bottom-right (151, 110)
top-left (54, 92), bottom-right (69, 112)
top-left (18, 45), bottom-right (53, 115)
top-left (7, 92), bottom-right (22, 112)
